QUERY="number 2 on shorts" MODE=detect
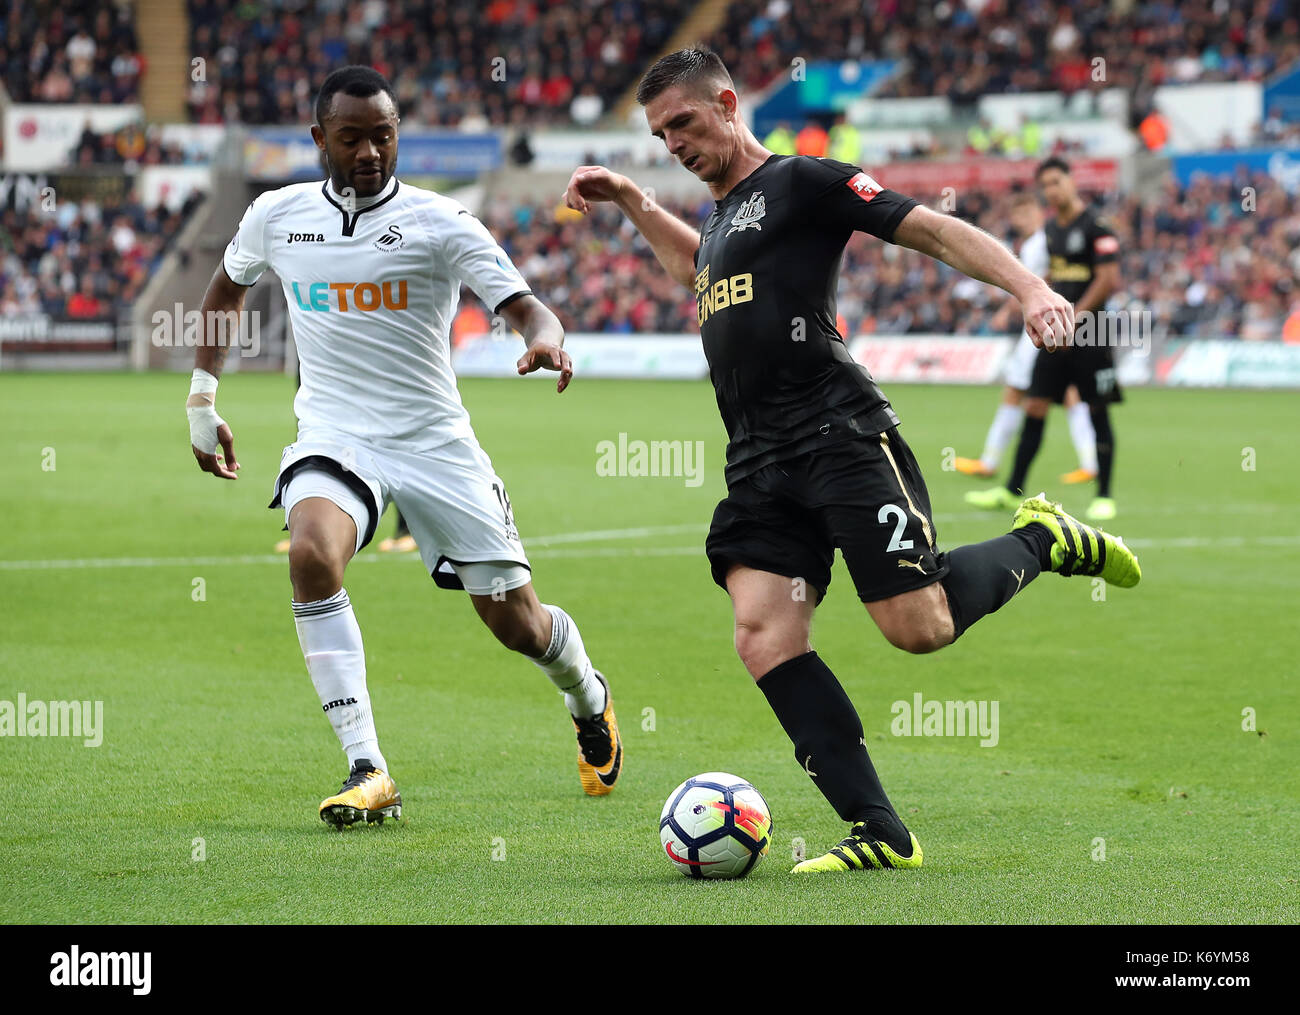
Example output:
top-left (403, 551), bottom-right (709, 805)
top-left (878, 503), bottom-right (914, 552)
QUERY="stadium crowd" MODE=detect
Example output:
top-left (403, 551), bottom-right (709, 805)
top-left (11, 164), bottom-right (1287, 339)
top-left (710, 0), bottom-right (1300, 105)
top-left (7, 1), bottom-right (1299, 130)
top-left (459, 169), bottom-right (1300, 343)
top-left (71, 122), bottom-right (189, 167)
top-left (0, 191), bottom-right (202, 320)
top-left (5, 1), bottom-right (1297, 345)
top-left (1, 0), bottom-right (143, 103)
top-left (183, 0), bottom-right (691, 126)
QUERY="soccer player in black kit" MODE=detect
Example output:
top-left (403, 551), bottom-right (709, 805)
top-left (564, 48), bottom-right (1142, 874)
top-left (968, 157), bottom-right (1123, 521)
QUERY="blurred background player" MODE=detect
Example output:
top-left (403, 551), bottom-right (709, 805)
top-left (967, 157), bottom-right (1122, 521)
top-left (954, 191), bottom-right (1097, 484)
top-left (189, 67), bottom-right (622, 828)
top-left (376, 510), bottom-right (416, 553)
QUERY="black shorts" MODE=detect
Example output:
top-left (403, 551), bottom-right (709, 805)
top-left (1028, 344), bottom-right (1123, 405)
top-left (706, 428), bottom-right (948, 604)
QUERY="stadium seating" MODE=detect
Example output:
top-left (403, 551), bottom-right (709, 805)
top-left (7, 1), bottom-right (1296, 120)
top-left (460, 171), bottom-right (1300, 342)
top-left (183, 0), bottom-right (692, 125)
top-left (1, 0), bottom-right (143, 103)
top-left (706, 0), bottom-right (1300, 102)
top-left (7, 0), bottom-right (1295, 347)
top-left (0, 192), bottom-right (202, 320)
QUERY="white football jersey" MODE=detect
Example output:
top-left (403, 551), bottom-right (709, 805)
top-left (224, 176), bottom-right (530, 445)
top-left (1019, 228), bottom-right (1049, 278)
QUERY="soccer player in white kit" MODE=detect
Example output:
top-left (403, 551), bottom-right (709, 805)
top-left (186, 67), bottom-right (622, 827)
top-left (953, 191), bottom-right (1097, 483)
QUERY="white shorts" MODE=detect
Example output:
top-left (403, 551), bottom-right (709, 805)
top-left (1003, 329), bottom-right (1040, 392)
top-left (270, 431), bottom-right (532, 594)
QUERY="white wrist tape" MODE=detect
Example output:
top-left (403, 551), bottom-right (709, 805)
top-left (187, 369), bottom-right (225, 454)
top-left (189, 368), bottom-right (218, 399)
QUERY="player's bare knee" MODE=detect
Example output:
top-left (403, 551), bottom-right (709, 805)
top-left (512, 616), bottom-right (551, 657)
top-left (482, 602), bottom-right (549, 657)
top-left (882, 625), bottom-right (930, 654)
top-left (288, 534), bottom-right (345, 601)
top-left (494, 621), bottom-right (536, 655)
top-left (882, 614), bottom-right (952, 654)
top-left (734, 622), bottom-right (800, 680)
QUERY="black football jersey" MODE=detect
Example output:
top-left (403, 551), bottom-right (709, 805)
top-left (1044, 207), bottom-right (1120, 305)
top-left (693, 154), bottom-right (918, 483)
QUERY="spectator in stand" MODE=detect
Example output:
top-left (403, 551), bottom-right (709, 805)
top-left (828, 112), bottom-right (861, 164)
top-left (763, 121), bottom-right (796, 155)
top-left (451, 298), bottom-right (490, 348)
top-left (72, 122), bottom-right (187, 166)
top-left (1138, 108), bottom-right (1171, 151)
top-left (1282, 297), bottom-right (1300, 343)
top-left (795, 118), bottom-right (829, 157)
top-left (570, 83), bottom-right (605, 127)
top-left (508, 130), bottom-right (535, 166)
top-left (66, 276), bottom-right (106, 319)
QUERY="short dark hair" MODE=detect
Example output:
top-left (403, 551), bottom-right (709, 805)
top-left (1035, 156), bottom-right (1071, 179)
top-left (315, 65), bottom-right (397, 126)
top-left (1009, 188), bottom-right (1039, 207)
top-left (636, 46), bottom-right (734, 106)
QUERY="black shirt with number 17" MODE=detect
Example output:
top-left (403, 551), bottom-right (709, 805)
top-left (692, 154), bottom-right (918, 484)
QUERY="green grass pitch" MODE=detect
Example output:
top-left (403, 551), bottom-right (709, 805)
top-left (1, 371), bottom-right (1296, 924)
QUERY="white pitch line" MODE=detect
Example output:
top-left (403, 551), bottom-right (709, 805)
top-left (2, 530), bottom-right (1299, 572)
top-left (0, 524), bottom-right (708, 572)
top-left (528, 523), bottom-right (703, 545)
top-left (1121, 535), bottom-right (1300, 550)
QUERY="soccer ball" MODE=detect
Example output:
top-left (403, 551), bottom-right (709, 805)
top-left (659, 772), bottom-right (772, 879)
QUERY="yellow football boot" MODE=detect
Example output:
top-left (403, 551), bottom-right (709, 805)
top-left (964, 485), bottom-right (1021, 511)
top-left (1013, 493), bottom-right (1140, 588)
top-left (319, 759), bottom-right (402, 828)
top-left (572, 671), bottom-right (622, 796)
top-left (792, 822), bottom-right (924, 874)
top-left (953, 456), bottom-right (996, 478)
top-left (1059, 467), bottom-right (1097, 485)
top-left (1085, 496), bottom-right (1117, 522)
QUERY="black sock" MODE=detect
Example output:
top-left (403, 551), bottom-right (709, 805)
top-left (757, 651), bottom-right (909, 851)
top-left (940, 525), bottom-right (1053, 640)
top-left (394, 511), bottom-right (410, 538)
top-left (1091, 405), bottom-right (1114, 498)
top-left (1006, 415), bottom-right (1046, 496)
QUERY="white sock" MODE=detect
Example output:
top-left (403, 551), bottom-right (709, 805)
top-left (536, 604), bottom-right (605, 716)
top-left (292, 589), bottom-right (387, 773)
top-left (1067, 402), bottom-right (1098, 473)
top-left (980, 404), bottom-right (1025, 471)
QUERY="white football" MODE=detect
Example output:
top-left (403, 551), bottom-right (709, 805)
top-left (659, 772), bottom-right (772, 879)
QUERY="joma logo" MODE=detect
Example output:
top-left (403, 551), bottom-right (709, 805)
top-left (322, 697), bottom-right (358, 712)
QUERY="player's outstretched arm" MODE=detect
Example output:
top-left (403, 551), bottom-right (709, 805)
top-left (893, 205), bottom-right (1074, 351)
top-left (563, 165), bottom-right (700, 290)
top-left (187, 264), bottom-right (248, 480)
top-left (503, 294), bottom-right (574, 394)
